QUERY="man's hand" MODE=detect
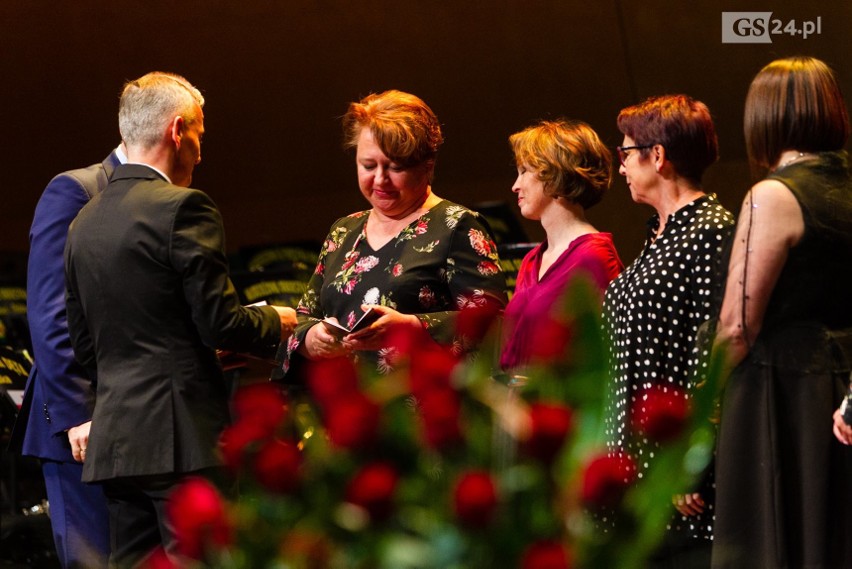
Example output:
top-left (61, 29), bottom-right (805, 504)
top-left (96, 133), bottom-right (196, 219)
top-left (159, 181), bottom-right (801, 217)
top-left (272, 306), bottom-right (298, 339)
top-left (68, 421), bottom-right (92, 463)
top-left (833, 407), bottom-right (852, 445)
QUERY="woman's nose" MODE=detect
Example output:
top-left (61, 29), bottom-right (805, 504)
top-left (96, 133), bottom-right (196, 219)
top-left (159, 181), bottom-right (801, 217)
top-left (374, 167), bottom-right (387, 184)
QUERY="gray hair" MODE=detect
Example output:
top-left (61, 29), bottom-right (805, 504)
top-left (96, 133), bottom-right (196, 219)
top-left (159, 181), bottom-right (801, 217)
top-left (118, 72), bottom-right (205, 149)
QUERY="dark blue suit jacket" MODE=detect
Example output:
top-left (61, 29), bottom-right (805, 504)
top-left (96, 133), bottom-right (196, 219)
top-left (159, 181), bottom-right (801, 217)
top-left (11, 151), bottom-right (121, 462)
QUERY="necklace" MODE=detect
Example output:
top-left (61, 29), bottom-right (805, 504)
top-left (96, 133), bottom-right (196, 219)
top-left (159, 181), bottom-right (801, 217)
top-left (779, 152), bottom-right (806, 169)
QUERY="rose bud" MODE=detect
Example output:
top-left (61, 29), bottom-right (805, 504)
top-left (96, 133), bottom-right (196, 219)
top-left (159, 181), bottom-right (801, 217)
top-left (418, 387), bottom-right (463, 449)
top-left (306, 357), bottom-right (360, 412)
top-left (453, 470), bottom-right (499, 527)
top-left (140, 547), bottom-right (178, 569)
top-left (455, 297), bottom-right (502, 345)
top-left (232, 382), bottom-right (286, 436)
top-left (325, 393), bottom-right (380, 450)
top-left (524, 402), bottom-right (574, 464)
top-left (219, 420), bottom-right (269, 474)
top-left (529, 316), bottom-right (573, 364)
top-left (580, 452), bottom-right (638, 510)
top-left (345, 462), bottom-right (399, 522)
top-left (631, 385), bottom-right (691, 443)
top-left (167, 477), bottom-right (231, 560)
top-left (409, 346), bottom-right (459, 400)
top-left (520, 540), bottom-right (571, 569)
top-left (253, 438), bottom-right (301, 494)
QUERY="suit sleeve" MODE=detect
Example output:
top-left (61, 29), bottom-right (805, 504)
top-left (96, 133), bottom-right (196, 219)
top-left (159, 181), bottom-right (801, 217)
top-left (170, 190), bottom-right (281, 354)
top-left (30, 173), bottom-right (97, 435)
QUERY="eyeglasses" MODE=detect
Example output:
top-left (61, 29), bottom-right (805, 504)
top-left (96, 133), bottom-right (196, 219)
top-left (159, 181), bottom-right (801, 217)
top-left (616, 144), bottom-right (655, 166)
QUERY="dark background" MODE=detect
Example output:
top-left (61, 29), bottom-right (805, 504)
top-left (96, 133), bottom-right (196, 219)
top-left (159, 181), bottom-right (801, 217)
top-left (1, 1), bottom-right (849, 272)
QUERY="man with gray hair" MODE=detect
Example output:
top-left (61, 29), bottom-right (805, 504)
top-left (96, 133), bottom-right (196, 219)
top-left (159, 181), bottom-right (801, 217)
top-left (64, 72), bottom-right (297, 566)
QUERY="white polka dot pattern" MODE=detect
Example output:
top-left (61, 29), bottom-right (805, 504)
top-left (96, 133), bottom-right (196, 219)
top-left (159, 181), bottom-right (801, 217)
top-left (601, 194), bottom-right (734, 540)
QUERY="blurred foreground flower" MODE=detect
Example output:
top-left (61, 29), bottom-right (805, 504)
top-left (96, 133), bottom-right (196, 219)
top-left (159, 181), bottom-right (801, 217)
top-left (345, 461), bottom-right (399, 522)
top-left (631, 385), bottom-right (691, 443)
top-left (521, 540), bottom-right (572, 569)
top-left (167, 477), bottom-right (231, 560)
top-left (453, 470), bottom-right (499, 527)
top-left (166, 278), bottom-right (723, 568)
top-left (580, 452), bottom-right (638, 510)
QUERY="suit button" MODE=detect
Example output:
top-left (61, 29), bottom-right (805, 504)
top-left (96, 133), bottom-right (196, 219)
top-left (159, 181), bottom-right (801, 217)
top-left (43, 404), bottom-right (51, 423)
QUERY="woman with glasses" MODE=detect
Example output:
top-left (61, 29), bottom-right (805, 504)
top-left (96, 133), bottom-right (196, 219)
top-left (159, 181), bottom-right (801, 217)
top-left (499, 119), bottom-right (623, 371)
top-left (712, 56), bottom-right (852, 569)
top-left (601, 95), bottom-right (735, 568)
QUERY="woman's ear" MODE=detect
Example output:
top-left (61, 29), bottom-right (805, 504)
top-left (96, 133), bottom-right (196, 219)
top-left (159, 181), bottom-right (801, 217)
top-left (653, 144), bottom-right (666, 172)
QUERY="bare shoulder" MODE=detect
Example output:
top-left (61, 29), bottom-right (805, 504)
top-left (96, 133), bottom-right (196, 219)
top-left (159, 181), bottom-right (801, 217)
top-left (745, 179), bottom-right (804, 245)
top-left (747, 179), bottom-right (800, 210)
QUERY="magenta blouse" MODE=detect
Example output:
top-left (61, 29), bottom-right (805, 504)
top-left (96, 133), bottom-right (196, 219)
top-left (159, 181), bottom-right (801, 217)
top-left (499, 232), bottom-right (622, 370)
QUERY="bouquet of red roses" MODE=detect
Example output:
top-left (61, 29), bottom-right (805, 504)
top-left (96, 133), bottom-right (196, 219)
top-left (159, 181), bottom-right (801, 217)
top-left (156, 278), bottom-right (721, 569)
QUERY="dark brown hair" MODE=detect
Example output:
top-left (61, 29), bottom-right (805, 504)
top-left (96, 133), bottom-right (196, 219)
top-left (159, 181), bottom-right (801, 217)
top-left (509, 119), bottom-right (612, 209)
top-left (617, 94), bottom-right (718, 186)
top-left (342, 90), bottom-right (444, 168)
top-left (744, 56), bottom-right (849, 174)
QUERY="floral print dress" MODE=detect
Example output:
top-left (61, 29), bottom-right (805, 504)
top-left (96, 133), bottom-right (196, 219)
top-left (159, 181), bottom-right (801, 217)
top-left (281, 200), bottom-right (507, 375)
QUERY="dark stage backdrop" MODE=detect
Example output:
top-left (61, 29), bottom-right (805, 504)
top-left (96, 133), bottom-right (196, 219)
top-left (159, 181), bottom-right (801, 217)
top-left (1, 1), bottom-right (849, 275)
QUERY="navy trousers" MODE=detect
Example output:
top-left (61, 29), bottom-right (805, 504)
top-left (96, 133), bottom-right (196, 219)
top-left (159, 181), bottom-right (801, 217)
top-left (41, 460), bottom-right (110, 569)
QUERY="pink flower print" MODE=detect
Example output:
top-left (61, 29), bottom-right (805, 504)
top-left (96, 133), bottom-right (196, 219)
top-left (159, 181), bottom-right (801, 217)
top-left (419, 286), bottom-right (437, 309)
top-left (340, 251), bottom-right (360, 272)
top-left (392, 263), bottom-right (404, 277)
top-left (314, 262), bottom-right (325, 275)
top-left (414, 219), bottom-right (428, 235)
top-left (346, 311), bottom-right (358, 330)
top-left (477, 260), bottom-right (500, 276)
top-left (343, 278), bottom-right (358, 295)
top-left (468, 229), bottom-right (495, 257)
top-left (355, 256), bottom-right (379, 274)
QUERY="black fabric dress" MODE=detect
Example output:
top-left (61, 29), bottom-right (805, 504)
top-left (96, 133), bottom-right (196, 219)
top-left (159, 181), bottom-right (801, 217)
top-left (712, 151), bottom-right (852, 569)
top-left (279, 199), bottom-right (507, 377)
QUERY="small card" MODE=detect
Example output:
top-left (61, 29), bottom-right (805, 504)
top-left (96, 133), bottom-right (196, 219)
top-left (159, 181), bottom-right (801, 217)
top-left (321, 308), bottom-right (379, 338)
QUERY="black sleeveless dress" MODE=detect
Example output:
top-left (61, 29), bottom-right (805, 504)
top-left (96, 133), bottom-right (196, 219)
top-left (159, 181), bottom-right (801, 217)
top-left (712, 151), bottom-right (852, 568)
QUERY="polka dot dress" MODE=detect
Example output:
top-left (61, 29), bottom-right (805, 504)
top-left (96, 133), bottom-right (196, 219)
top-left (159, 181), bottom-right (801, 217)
top-left (602, 194), bottom-right (734, 540)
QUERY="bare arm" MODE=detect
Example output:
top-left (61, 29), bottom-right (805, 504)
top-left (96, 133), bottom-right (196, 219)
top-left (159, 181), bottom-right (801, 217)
top-left (716, 180), bottom-right (804, 368)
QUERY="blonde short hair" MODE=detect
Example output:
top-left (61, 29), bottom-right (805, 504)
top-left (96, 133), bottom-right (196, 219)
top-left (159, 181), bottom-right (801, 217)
top-left (509, 119), bottom-right (612, 209)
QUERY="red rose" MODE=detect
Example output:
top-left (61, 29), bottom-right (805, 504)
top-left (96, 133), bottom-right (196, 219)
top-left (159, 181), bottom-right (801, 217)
top-left (580, 452), bottom-right (638, 510)
top-left (529, 316), bottom-right (573, 363)
top-left (325, 393), bottom-right (380, 450)
top-left (219, 420), bottom-right (269, 473)
top-left (167, 477), bottom-right (231, 560)
top-left (253, 438), bottom-right (301, 493)
top-left (384, 321), bottom-right (432, 359)
top-left (524, 402), bottom-right (574, 464)
top-left (409, 346), bottom-right (459, 399)
top-left (306, 357), bottom-right (360, 411)
top-left (453, 470), bottom-right (498, 527)
top-left (631, 385), bottom-right (691, 443)
top-left (520, 540), bottom-right (571, 569)
top-left (232, 382), bottom-right (286, 437)
top-left (140, 547), bottom-right (178, 569)
top-left (455, 298), bottom-right (502, 345)
top-left (345, 462), bottom-right (399, 521)
top-left (418, 387), bottom-right (463, 449)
